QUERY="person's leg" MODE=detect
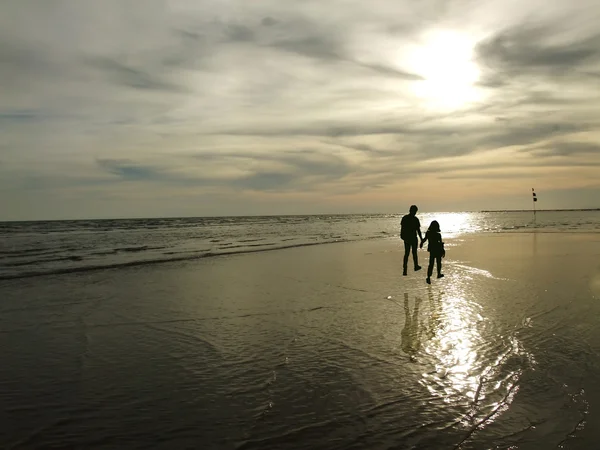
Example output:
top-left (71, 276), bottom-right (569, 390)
top-left (436, 255), bottom-right (443, 278)
top-left (403, 240), bottom-right (410, 274)
top-left (427, 253), bottom-right (434, 279)
top-left (412, 239), bottom-right (421, 270)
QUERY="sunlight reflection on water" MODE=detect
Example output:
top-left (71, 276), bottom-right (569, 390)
top-left (409, 280), bottom-right (535, 429)
top-left (419, 212), bottom-right (479, 238)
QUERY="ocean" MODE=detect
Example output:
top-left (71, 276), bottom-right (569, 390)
top-left (1, 210), bottom-right (598, 280)
top-left (1, 210), bottom-right (600, 449)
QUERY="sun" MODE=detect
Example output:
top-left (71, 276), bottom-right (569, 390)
top-left (408, 30), bottom-right (481, 110)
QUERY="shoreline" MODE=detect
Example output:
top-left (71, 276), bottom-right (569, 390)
top-left (2, 231), bottom-right (600, 283)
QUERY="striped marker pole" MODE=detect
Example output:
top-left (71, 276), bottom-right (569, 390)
top-left (532, 188), bottom-right (537, 215)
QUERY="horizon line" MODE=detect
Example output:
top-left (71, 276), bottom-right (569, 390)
top-left (1, 208), bottom-right (599, 223)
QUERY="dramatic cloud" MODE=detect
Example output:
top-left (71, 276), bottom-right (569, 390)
top-left (475, 22), bottom-right (600, 83)
top-left (1, 0), bottom-right (600, 220)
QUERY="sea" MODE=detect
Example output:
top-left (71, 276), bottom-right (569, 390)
top-left (1, 210), bottom-right (600, 449)
top-left (1, 210), bottom-right (598, 281)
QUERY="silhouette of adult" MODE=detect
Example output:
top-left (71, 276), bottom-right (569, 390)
top-left (400, 205), bottom-right (422, 275)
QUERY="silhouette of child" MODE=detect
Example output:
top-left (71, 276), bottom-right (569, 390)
top-left (420, 220), bottom-right (445, 284)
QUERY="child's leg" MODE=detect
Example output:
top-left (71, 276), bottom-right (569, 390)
top-left (427, 253), bottom-right (435, 278)
top-left (436, 255), bottom-right (442, 276)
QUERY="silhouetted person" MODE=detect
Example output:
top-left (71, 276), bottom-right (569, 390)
top-left (400, 205), bottom-right (422, 275)
top-left (421, 220), bottom-right (445, 284)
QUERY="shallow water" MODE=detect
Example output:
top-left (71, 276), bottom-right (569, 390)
top-left (1, 237), bottom-right (599, 449)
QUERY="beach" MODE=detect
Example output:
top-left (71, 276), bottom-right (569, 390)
top-left (2, 232), bottom-right (600, 449)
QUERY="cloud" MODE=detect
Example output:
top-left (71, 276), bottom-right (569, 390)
top-left (0, 110), bottom-right (41, 124)
top-left (525, 141), bottom-right (600, 157)
top-left (1, 0), bottom-right (600, 219)
top-left (264, 19), bottom-right (422, 80)
top-left (475, 21), bottom-right (600, 86)
top-left (196, 149), bottom-right (356, 192)
top-left (96, 150), bottom-right (355, 194)
top-left (261, 17), bottom-right (278, 27)
top-left (97, 159), bottom-right (164, 180)
top-left (0, 40), bottom-right (52, 87)
top-left (84, 57), bottom-right (188, 93)
top-left (475, 122), bottom-right (589, 149)
top-left (271, 34), bottom-right (342, 61)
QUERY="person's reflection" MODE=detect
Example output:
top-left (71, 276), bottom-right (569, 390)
top-left (425, 287), bottom-right (443, 341)
top-left (401, 290), bottom-right (444, 360)
top-left (401, 293), bottom-right (423, 360)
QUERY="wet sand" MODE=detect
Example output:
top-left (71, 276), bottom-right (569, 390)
top-left (1, 233), bottom-right (600, 449)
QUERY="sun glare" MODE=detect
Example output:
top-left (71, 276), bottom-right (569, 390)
top-left (408, 30), bottom-right (481, 110)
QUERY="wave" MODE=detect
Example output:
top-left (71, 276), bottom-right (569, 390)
top-left (5, 255), bottom-right (83, 267)
top-left (0, 247), bottom-right (79, 257)
top-left (0, 238), bottom-right (368, 281)
top-left (217, 243), bottom-right (276, 250)
top-left (115, 245), bottom-right (166, 253)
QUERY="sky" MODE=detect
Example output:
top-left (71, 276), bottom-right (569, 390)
top-left (1, 0), bottom-right (600, 220)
